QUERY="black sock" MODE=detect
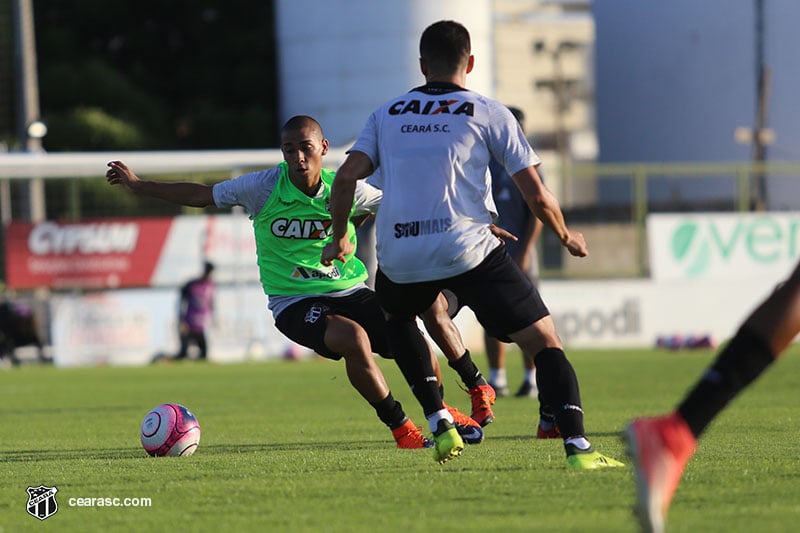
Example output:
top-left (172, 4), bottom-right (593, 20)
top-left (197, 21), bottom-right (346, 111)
top-left (534, 347), bottom-right (585, 438)
top-left (384, 316), bottom-right (443, 416)
top-left (447, 350), bottom-right (487, 389)
top-left (369, 392), bottom-right (407, 430)
top-left (678, 326), bottom-right (775, 438)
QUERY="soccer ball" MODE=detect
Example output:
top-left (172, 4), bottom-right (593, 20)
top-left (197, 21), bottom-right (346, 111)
top-left (140, 403), bottom-right (201, 457)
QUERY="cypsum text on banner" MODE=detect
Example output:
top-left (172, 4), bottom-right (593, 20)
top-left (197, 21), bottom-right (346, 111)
top-left (5, 219), bottom-right (172, 289)
top-left (5, 215), bottom-right (258, 289)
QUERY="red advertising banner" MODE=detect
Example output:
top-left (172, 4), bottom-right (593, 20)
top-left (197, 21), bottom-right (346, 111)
top-left (5, 218), bottom-right (173, 289)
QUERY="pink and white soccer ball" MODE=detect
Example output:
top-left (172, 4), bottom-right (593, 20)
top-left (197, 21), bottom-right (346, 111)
top-left (140, 403), bottom-right (201, 457)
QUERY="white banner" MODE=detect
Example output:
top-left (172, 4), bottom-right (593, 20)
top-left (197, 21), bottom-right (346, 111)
top-left (538, 278), bottom-right (778, 348)
top-left (151, 214), bottom-right (259, 287)
top-left (50, 286), bottom-right (301, 367)
top-left (49, 275), bottom-right (788, 364)
top-left (51, 290), bottom-right (176, 366)
top-left (647, 212), bottom-right (800, 281)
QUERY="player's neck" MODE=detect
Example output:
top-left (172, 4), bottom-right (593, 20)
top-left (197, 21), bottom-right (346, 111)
top-left (425, 72), bottom-right (467, 87)
top-left (290, 175), bottom-right (322, 197)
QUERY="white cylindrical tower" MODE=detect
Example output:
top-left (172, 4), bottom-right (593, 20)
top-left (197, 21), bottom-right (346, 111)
top-left (274, 0), bottom-right (493, 146)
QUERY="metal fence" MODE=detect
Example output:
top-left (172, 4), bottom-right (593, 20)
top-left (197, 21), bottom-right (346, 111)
top-left (545, 161), bottom-right (800, 278)
top-left (3, 155), bottom-right (800, 280)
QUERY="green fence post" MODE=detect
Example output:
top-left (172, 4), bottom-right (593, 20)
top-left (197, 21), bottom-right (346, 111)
top-left (737, 166), bottom-right (750, 212)
top-left (634, 166), bottom-right (648, 276)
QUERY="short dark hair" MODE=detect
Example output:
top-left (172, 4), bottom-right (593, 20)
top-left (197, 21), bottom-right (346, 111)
top-left (282, 115), bottom-right (324, 138)
top-left (419, 20), bottom-right (471, 76)
top-left (203, 261), bottom-right (215, 276)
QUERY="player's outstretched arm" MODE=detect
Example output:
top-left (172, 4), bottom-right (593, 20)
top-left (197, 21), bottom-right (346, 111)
top-left (321, 151), bottom-right (374, 266)
top-left (511, 166), bottom-right (587, 258)
top-left (106, 160), bottom-right (215, 208)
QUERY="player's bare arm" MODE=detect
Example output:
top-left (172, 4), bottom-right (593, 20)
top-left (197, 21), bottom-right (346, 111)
top-left (321, 151), bottom-right (374, 266)
top-left (106, 160), bottom-right (214, 208)
top-left (511, 166), bottom-right (588, 258)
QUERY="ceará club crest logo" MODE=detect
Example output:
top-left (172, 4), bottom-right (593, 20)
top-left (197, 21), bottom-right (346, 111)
top-left (27, 485), bottom-right (59, 520)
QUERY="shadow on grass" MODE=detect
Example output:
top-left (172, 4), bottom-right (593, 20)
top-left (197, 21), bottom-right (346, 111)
top-left (0, 440), bottom-right (376, 463)
top-left (201, 441), bottom-right (375, 454)
top-left (0, 404), bottom-right (143, 416)
top-left (2, 432), bottom-right (626, 464)
top-left (483, 430), bottom-right (624, 442)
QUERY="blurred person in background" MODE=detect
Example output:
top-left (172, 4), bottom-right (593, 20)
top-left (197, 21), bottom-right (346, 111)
top-left (0, 292), bottom-right (51, 367)
top-left (485, 106), bottom-right (543, 400)
top-left (174, 261), bottom-right (215, 361)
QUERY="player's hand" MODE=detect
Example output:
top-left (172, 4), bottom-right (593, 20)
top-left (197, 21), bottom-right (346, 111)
top-left (106, 160), bottom-right (140, 190)
top-left (562, 229), bottom-right (588, 257)
top-left (321, 237), bottom-right (354, 266)
top-left (489, 224), bottom-right (518, 244)
top-left (350, 213), bottom-right (374, 228)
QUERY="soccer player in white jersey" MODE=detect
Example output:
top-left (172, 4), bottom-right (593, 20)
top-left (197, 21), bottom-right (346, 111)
top-left (322, 20), bottom-right (624, 468)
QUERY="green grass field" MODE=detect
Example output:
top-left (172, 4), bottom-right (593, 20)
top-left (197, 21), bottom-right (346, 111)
top-left (2, 347), bottom-right (799, 532)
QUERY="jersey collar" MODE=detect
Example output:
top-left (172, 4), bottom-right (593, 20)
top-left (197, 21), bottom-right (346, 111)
top-left (411, 82), bottom-right (467, 95)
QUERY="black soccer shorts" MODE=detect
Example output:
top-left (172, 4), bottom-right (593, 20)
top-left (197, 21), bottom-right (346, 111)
top-left (376, 245), bottom-right (549, 342)
top-left (274, 288), bottom-right (391, 360)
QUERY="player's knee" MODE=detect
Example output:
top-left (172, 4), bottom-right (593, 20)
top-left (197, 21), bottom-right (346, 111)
top-left (510, 317), bottom-right (561, 353)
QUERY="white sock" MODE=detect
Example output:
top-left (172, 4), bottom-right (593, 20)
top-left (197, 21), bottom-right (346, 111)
top-left (489, 368), bottom-right (507, 387)
top-left (427, 409), bottom-right (454, 433)
top-left (524, 369), bottom-right (536, 385)
top-left (565, 436), bottom-right (592, 451)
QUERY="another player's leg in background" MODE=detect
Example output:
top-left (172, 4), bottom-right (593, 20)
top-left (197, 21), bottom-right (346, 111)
top-left (516, 350), bottom-right (538, 398)
top-left (485, 333), bottom-right (510, 397)
top-left (196, 331), bottom-right (208, 360)
top-left (174, 326), bottom-right (190, 360)
top-left (485, 334), bottom-right (539, 399)
top-left (625, 263), bottom-right (800, 533)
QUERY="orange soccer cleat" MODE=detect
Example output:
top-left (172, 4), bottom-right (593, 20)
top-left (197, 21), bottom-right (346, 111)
top-left (625, 413), bottom-right (697, 533)
top-left (391, 418), bottom-right (433, 449)
top-left (468, 384), bottom-right (496, 427)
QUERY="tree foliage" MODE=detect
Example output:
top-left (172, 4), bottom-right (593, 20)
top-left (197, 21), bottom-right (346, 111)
top-left (34, 1), bottom-right (279, 151)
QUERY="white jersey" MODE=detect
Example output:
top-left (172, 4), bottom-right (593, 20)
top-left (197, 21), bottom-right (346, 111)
top-left (350, 82), bottom-right (540, 282)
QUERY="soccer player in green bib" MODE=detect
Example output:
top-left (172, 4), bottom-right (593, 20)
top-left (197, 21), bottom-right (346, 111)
top-left (106, 115), bottom-right (488, 449)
